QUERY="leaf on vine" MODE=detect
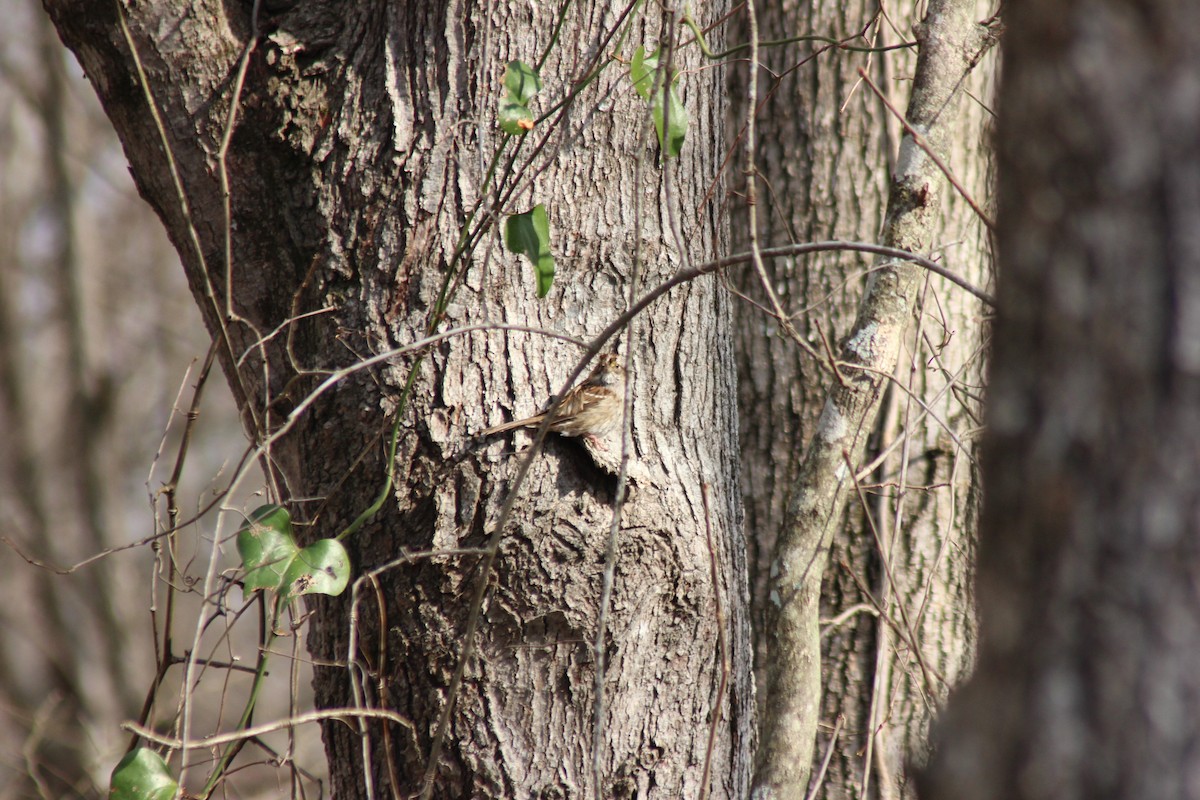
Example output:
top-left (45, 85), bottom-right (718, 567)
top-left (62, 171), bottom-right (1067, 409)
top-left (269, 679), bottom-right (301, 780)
top-left (630, 46), bottom-right (688, 159)
top-left (505, 204), bottom-right (555, 298)
top-left (236, 504), bottom-right (351, 601)
top-left (282, 538), bottom-right (351, 602)
top-left (109, 748), bottom-right (178, 800)
top-left (499, 60), bottom-right (542, 135)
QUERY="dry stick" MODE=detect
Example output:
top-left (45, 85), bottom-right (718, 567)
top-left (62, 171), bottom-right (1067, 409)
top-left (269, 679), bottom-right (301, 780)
top-left (345, 574), bottom-right (378, 800)
top-left (582, 240), bottom-right (992, 369)
top-left (847, 360), bottom-right (974, 473)
top-left (846, 452), bottom-right (938, 697)
top-left (839, 7), bottom-right (884, 113)
top-left (861, 272), bottom-right (932, 800)
top-left (820, 604), bottom-right (879, 638)
top-left (857, 67), bottom-right (995, 232)
top-left (852, 339), bottom-right (987, 479)
top-left (373, 573), bottom-right (403, 800)
top-left (274, 676), bottom-right (306, 794)
top-left (132, 343), bottom-right (220, 751)
top-left (856, 477), bottom-right (893, 800)
top-left (243, 306), bottom-right (333, 370)
top-left (212, 0), bottom-right (284, 510)
top-left (113, 0), bottom-right (257, 439)
top-left (700, 13), bottom-right (898, 222)
top-left (838, 558), bottom-right (948, 693)
top-left (742, 0), bottom-right (781, 332)
top-left (803, 714), bottom-right (845, 800)
top-left (698, 484), bottom-right (730, 800)
top-left (735, 0), bottom-right (832, 372)
top-left (144, 359), bottom-right (198, 668)
top-left (123, 707), bottom-right (417, 750)
top-left (911, 415), bottom-right (973, 632)
top-left (753, 2), bottom-right (988, 796)
top-left (903, 326), bottom-right (986, 640)
top-left (111, 4), bottom-right (266, 790)
top-left (241, 734), bottom-right (323, 793)
top-left (359, 573), bottom-right (387, 800)
top-left (856, 501), bottom-right (896, 800)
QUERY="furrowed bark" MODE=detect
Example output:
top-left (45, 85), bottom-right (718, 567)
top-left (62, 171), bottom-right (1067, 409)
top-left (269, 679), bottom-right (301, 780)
top-left (752, 2), bottom-right (990, 796)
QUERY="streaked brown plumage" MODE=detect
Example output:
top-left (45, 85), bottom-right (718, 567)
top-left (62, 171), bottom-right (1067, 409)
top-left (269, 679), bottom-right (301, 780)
top-left (480, 353), bottom-right (625, 443)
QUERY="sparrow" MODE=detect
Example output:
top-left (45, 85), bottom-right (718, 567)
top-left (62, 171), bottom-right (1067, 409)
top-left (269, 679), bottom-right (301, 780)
top-left (480, 353), bottom-right (625, 447)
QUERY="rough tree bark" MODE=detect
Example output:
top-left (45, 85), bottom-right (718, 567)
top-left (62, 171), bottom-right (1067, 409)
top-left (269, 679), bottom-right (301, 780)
top-left (43, 1), bottom-right (753, 798)
top-left (922, 1), bottom-right (1200, 798)
top-left (732, 0), bottom-right (994, 796)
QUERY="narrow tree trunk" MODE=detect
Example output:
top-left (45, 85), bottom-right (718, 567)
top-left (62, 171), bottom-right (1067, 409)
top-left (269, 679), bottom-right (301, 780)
top-left (44, 1), bottom-right (753, 797)
top-left (922, 2), bottom-right (1200, 799)
top-left (731, 1), bottom-right (995, 796)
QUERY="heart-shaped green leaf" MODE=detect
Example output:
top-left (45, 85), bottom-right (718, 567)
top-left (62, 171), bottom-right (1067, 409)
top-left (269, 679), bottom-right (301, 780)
top-left (236, 505), bottom-right (351, 600)
top-left (630, 46), bottom-right (655, 99)
top-left (499, 99), bottom-right (536, 135)
top-left (498, 61), bottom-right (542, 135)
top-left (652, 83), bottom-right (688, 159)
top-left (237, 504), bottom-right (296, 595)
top-left (282, 538), bottom-right (351, 602)
top-left (503, 60), bottom-right (542, 105)
top-left (505, 204), bottom-right (555, 297)
top-left (109, 748), bottom-right (178, 800)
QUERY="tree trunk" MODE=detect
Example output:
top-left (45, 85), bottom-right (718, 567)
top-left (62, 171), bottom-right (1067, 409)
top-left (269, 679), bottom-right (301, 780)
top-left (43, 1), bottom-right (753, 797)
top-left (730, 1), bottom-right (994, 795)
top-left (921, 2), bottom-right (1200, 799)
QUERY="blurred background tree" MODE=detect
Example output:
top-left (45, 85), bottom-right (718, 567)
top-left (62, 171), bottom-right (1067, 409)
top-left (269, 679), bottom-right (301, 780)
top-left (0, 4), bottom-right (254, 795)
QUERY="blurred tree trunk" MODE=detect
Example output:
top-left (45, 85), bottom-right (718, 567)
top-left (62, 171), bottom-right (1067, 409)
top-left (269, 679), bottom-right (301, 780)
top-left (922, 2), bottom-right (1200, 798)
top-left (0, 7), bottom-right (174, 793)
top-left (730, 1), bottom-right (994, 795)
top-left (43, 1), bottom-right (753, 797)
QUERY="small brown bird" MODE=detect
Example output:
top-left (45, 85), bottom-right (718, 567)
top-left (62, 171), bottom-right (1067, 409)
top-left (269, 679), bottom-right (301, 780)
top-left (480, 353), bottom-right (625, 446)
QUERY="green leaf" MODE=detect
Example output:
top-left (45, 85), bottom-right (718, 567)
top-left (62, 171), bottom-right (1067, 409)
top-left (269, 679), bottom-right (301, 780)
top-left (505, 204), bottom-right (555, 298)
top-left (629, 46), bottom-right (688, 158)
top-left (282, 538), bottom-right (351, 602)
top-left (236, 504), bottom-right (296, 595)
top-left (652, 83), bottom-right (688, 159)
top-left (499, 99), bottom-right (536, 135)
top-left (498, 61), bottom-right (541, 135)
top-left (236, 505), bottom-right (352, 600)
top-left (109, 748), bottom-right (178, 800)
top-left (503, 60), bottom-right (542, 105)
top-left (630, 46), bottom-right (656, 99)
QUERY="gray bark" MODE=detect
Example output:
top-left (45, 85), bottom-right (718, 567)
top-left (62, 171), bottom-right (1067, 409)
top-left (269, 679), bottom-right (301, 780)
top-left (922, 2), bottom-right (1200, 799)
top-left (738, 1), bottom-right (994, 796)
top-left (43, 1), bottom-right (753, 798)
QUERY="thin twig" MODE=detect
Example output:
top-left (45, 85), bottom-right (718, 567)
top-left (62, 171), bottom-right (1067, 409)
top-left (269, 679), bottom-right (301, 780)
top-left (122, 706), bottom-right (417, 749)
top-left (845, 452), bottom-right (939, 697)
top-left (803, 713), bottom-right (845, 800)
top-left (113, 0), bottom-right (258, 435)
top-left (858, 67), bottom-right (995, 231)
